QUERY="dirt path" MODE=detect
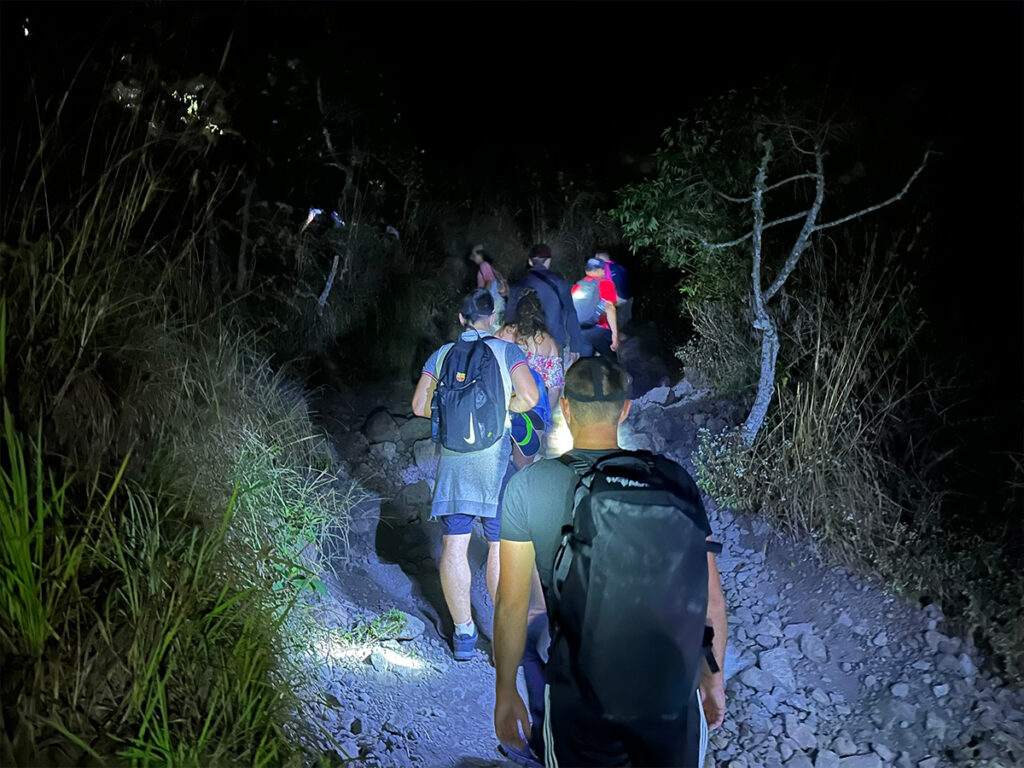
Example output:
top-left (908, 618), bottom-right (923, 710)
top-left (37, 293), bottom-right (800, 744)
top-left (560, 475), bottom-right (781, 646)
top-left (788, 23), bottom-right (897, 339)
top-left (299, 371), bottom-right (1024, 768)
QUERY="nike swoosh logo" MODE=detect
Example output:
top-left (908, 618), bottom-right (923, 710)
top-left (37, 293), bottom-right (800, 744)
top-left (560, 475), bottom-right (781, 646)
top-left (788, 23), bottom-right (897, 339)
top-left (463, 412), bottom-right (476, 445)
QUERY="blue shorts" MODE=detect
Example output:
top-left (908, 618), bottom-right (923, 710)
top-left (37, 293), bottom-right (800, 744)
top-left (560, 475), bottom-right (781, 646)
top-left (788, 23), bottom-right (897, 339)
top-left (440, 513), bottom-right (501, 542)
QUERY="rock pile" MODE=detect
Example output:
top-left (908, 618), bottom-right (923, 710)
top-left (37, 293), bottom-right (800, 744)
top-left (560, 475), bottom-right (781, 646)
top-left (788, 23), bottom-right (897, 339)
top-left (301, 379), bottom-right (1024, 768)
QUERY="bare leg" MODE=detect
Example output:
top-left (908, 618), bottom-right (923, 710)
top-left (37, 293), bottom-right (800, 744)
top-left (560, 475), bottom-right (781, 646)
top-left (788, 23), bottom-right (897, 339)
top-left (440, 533), bottom-right (472, 626)
top-left (486, 540), bottom-right (500, 605)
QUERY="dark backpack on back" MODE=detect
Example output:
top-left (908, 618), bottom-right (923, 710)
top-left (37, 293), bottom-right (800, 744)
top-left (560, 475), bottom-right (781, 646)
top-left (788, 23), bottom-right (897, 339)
top-left (548, 451), bottom-right (721, 721)
top-left (571, 279), bottom-right (605, 328)
top-left (430, 333), bottom-right (506, 453)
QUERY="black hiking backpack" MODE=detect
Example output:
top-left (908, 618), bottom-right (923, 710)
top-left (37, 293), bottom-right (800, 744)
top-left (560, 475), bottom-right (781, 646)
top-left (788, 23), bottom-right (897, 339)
top-left (548, 451), bottom-right (722, 721)
top-left (430, 333), bottom-right (506, 453)
top-left (571, 278), bottom-right (605, 328)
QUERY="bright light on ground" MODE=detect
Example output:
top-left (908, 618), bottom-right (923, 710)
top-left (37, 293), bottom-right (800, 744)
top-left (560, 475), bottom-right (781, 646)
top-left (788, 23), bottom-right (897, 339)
top-left (315, 637), bottom-right (424, 671)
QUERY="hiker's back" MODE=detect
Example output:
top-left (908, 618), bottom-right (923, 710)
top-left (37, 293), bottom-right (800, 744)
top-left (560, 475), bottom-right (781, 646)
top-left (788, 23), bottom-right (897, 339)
top-left (431, 333), bottom-right (509, 452)
top-left (549, 451), bottom-right (715, 721)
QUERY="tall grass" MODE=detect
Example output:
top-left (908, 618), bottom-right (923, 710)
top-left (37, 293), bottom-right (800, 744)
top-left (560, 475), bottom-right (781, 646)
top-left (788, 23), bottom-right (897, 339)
top-left (1, 68), bottom-right (358, 763)
top-left (693, 232), bottom-right (1024, 680)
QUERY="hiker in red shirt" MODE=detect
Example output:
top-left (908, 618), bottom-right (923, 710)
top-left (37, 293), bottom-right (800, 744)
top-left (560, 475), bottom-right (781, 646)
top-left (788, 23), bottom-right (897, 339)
top-left (571, 258), bottom-right (620, 360)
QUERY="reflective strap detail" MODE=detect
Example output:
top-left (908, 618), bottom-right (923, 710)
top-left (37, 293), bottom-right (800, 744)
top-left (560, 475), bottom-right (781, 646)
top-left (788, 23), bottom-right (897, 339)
top-left (697, 689), bottom-right (709, 767)
top-left (544, 684), bottom-right (558, 768)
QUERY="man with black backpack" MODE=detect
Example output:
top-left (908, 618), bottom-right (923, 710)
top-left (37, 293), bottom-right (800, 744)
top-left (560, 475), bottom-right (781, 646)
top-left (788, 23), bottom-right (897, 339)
top-left (506, 244), bottom-right (585, 363)
top-left (571, 257), bottom-right (621, 360)
top-left (493, 357), bottom-right (727, 767)
top-left (412, 289), bottom-right (539, 660)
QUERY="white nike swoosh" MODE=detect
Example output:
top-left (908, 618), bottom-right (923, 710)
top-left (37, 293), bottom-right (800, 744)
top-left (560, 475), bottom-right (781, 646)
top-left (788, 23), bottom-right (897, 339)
top-left (463, 412), bottom-right (476, 444)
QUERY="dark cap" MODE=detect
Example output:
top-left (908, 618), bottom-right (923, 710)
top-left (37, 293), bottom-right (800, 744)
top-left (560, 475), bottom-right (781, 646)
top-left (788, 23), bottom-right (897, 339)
top-left (586, 257), bottom-right (605, 271)
top-left (528, 244), bottom-right (552, 262)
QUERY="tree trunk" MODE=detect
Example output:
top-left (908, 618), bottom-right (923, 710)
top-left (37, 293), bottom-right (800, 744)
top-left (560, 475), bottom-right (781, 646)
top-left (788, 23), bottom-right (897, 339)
top-left (317, 252), bottom-right (340, 314)
top-left (740, 309), bottom-right (780, 447)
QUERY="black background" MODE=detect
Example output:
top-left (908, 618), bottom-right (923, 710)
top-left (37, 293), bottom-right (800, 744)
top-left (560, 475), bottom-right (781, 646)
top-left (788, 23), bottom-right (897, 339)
top-left (3, 2), bottom-right (1022, 496)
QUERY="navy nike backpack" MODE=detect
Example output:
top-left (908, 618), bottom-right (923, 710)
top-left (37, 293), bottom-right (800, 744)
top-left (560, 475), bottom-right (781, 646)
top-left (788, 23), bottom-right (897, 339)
top-left (431, 334), bottom-right (506, 453)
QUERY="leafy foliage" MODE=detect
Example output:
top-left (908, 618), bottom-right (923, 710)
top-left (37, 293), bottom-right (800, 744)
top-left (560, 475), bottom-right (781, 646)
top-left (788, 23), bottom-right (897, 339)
top-left (0, 57), bottom-right (361, 763)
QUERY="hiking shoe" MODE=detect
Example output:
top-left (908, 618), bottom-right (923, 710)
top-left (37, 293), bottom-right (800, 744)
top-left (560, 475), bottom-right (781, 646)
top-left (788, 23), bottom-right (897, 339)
top-left (452, 628), bottom-right (478, 661)
top-left (498, 742), bottom-right (544, 768)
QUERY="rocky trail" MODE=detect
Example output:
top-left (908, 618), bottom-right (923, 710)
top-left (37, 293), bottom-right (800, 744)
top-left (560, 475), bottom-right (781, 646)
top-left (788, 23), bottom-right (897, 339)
top-left (297, 348), bottom-right (1024, 768)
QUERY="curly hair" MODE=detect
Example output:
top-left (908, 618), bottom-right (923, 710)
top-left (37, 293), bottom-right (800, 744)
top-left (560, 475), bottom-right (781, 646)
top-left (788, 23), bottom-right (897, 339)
top-left (507, 289), bottom-right (549, 347)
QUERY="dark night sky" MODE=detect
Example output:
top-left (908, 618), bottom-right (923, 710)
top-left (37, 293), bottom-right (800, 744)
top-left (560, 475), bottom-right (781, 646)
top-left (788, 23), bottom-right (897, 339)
top-left (3, 1), bottom-right (1022, 428)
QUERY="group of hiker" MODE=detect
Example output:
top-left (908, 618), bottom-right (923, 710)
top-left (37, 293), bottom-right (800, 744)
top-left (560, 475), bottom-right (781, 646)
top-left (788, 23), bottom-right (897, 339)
top-left (411, 243), bottom-right (727, 768)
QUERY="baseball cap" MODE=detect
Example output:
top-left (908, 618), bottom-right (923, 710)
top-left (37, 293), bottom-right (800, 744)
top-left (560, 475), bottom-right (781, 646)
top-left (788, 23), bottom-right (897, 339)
top-left (528, 244), bottom-right (552, 262)
top-left (586, 257), bottom-right (605, 271)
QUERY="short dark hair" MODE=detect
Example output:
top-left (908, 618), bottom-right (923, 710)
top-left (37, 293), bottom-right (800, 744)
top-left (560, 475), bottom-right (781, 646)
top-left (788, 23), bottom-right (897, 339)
top-left (460, 289), bottom-right (495, 323)
top-left (528, 243), bottom-right (552, 266)
top-left (563, 357), bottom-right (631, 425)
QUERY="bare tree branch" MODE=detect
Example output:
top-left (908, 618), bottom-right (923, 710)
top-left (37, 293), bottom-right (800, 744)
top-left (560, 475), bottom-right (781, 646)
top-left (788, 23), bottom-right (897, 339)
top-left (765, 172), bottom-right (820, 193)
top-left (764, 148), bottom-right (827, 302)
top-left (715, 189), bottom-right (751, 203)
top-left (813, 151), bottom-right (933, 233)
top-left (702, 209), bottom-right (811, 250)
top-left (750, 138), bottom-right (773, 309)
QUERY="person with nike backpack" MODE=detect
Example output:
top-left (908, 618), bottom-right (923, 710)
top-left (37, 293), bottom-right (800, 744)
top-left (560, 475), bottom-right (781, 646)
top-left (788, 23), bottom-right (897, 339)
top-left (493, 357), bottom-right (727, 767)
top-left (412, 289), bottom-right (539, 660)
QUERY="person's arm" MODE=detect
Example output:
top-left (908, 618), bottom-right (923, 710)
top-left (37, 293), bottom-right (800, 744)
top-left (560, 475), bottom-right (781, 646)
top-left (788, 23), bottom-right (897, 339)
top-left (508, 361), bottom-right (540, 413)
top-left (606, 302), bottom-right (619, 351)
top-left (700, 545), bottom-right (728, 730)
top-left (411, 372), bottom-right (437, 418)
top-left (558, 279), bottom-right (585, 352)
top-left (494, 538), bottom-right (537, 746)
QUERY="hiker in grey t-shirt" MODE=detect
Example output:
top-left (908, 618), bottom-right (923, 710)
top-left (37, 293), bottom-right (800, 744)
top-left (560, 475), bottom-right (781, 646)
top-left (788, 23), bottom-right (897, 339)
top-left (493, 357), bottom-right (727, 767)
top-left (411, 289), bottom-right (539, 660)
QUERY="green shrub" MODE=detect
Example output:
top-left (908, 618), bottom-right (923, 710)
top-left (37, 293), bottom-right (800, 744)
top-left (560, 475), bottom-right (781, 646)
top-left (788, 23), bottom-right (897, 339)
top-left (676, 302), bottom-right (760, 398)
top-left (692, 236), bottom-right (1024, 681)
top-left (0, 69), bottom-right (358, 763)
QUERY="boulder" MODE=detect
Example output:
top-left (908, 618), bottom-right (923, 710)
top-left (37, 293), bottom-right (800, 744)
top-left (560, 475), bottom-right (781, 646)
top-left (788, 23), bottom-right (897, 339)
top-left (365, 410), bottom-right (400, 443)
top-left (412, 438), bottom-right (439, 472)
top-left (645, 385), bottom-right (672, 405)
top-left (395, 611), bottom-right (426, 641)
top-left (760, 648), bottom-right (796, 692)
top-left (399, 416), bottom-right (432, 444)
top-left (400, 480), bottom-right (432, 507)
top-left (672, 378), bottom-right (694, 399)
top-left (800, 632), bottom-right (828, 663)
top-left (838, 756), bottom-right (881, 768)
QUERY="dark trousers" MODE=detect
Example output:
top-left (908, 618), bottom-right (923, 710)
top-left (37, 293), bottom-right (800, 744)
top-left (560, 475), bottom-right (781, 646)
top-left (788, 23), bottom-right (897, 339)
top-left (522, 613), bottom-right (548, 758)
top-left (581, 325), bottom-right (616, 361)
top-left (545, 678), bottom-right (702, 768)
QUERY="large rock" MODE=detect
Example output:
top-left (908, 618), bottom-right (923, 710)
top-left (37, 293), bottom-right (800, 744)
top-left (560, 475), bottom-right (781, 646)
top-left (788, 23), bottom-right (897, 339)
top-left (395, 611), bottom-right (426, 641)
top-left (399, 416), bottom-right (432, 444)
top-left (365, 411), bottom-right (400, 443)
top-left (760, 648), bottom-right (796, 692)
top-left (400, 480), bottom-right (432, 507)
top-left (412, 438), bottom-right (439, 472)
top-left (740, 666), bottom-right (774, 693)
top-left (800, 632), bottom-right (828, 663)
top-left (837, 756), bottom-right (881, 768)
top-left (831, 735), bottom-right (858, 757)
top-left (672, 378), bottom-right (694, 400)
top-left (785, 714), bottom-right (817, 751)
top-left (644, 385), bottom-right (672, 405)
